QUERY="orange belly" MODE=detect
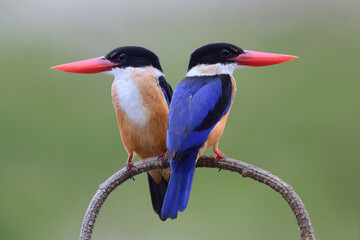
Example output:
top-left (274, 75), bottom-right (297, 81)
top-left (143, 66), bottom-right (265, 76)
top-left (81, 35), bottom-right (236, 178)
top-left (114, 109), bottom-right (168, 159)
top-left (111, 67), bottom-right (170, 182)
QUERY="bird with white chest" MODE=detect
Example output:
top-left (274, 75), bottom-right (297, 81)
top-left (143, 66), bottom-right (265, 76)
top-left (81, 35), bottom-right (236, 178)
top-left (52, 46), bottom-right (173, 220)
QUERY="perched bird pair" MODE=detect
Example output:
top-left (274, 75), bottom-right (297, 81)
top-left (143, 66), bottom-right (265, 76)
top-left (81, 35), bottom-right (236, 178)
top-left (52, 43), bottom-right (297, 220)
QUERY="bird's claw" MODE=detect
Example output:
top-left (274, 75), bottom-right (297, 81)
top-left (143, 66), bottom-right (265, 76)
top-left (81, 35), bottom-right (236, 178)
top-left (126, 156), bottom-right (135, 181)
top-left (158, 151), bottom-right (168, 168)
top-left (214, 150), bottom-right (226, 163)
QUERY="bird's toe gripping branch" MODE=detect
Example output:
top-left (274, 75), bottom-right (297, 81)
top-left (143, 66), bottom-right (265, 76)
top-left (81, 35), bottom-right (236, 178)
top-left (157, 150), bottom-right (168, 167)
top-left (214, 150), bottom-right (226, 163)
top-left (126, 155), bottom-right (136, 181)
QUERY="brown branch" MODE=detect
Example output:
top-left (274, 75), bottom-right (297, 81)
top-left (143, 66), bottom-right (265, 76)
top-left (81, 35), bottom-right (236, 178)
top-left (79, 156), bottom-right (315, 240)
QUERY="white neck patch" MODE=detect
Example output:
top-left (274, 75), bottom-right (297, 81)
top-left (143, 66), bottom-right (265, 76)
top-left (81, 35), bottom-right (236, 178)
top-left (109, 67), bottom-right (162, 127)
top-left (186, 63), bottom-right (244, 77)
top-left (105, 66), bottom-right (164, 78)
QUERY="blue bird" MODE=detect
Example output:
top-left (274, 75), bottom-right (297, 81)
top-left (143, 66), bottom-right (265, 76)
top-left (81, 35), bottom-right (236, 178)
top-left (161, 43), bottom-right (298, 219)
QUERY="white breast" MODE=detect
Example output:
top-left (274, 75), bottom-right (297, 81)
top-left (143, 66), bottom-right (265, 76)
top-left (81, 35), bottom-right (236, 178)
top-left (111, 68), bottom-right (149, 127)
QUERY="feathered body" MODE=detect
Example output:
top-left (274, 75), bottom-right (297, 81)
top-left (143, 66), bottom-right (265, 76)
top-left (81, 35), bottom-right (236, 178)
top-left (161, 43), bottom-right (297, 220)
top-left (52, 46), bottom-right (174, 220)
top-left (111, 67), bottom-right (171, 183)
top-left (161, 73), bottom-right (236, 219)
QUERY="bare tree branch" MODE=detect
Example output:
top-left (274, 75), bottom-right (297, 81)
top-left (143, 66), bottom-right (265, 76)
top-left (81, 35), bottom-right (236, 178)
top-left (79, 156), bottom-right (315, 240)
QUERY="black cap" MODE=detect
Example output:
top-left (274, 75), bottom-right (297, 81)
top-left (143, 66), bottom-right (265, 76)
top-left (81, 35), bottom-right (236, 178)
top-left (188, 43), bottom-right (243, 70)
top-left (105, 46), bottom-right (163, 72)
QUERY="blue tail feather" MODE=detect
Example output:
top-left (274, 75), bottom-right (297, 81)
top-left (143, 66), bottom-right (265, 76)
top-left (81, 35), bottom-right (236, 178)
top-left (161, 149), bottom-right (197, 219)
top-left (180, 166), bottom-right (195, 211)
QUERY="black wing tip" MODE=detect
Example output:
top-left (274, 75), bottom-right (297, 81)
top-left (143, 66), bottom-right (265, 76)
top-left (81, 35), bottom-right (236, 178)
top-left (147, 173), bottom-right (169, 220)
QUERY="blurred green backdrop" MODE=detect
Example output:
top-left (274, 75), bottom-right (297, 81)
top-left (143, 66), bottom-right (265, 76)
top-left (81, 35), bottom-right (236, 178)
top-left (0, 0), bottom-right (359, 239)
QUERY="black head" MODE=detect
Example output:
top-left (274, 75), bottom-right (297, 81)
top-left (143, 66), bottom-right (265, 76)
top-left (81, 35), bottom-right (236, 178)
top-left (105, 46), bottom-right (163, 72)
top-left (52, 44), bottom-right (297, 75)
top-left (188, 43), bottom-right (244, 70)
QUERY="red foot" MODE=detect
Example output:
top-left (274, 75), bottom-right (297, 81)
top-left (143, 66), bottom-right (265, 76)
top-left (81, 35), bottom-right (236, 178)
top-left (126, 155), bottom-right (135, 181)
top-left (158, 150), bottom-right (168, 167)
top-left (214, 150), bottom-right (226, 163)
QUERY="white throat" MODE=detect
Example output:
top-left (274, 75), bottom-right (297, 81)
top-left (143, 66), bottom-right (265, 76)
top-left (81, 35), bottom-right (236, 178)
top-left (106, 66), bottom-right (164, 78)
top-left (186, 63), bottom-right (243, 77)
top-left (109, 66), bottom-right (163, 127)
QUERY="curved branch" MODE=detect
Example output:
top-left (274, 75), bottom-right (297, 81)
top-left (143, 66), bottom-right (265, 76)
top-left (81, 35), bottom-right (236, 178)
top-left (79, 156), bottom-right (315, 240)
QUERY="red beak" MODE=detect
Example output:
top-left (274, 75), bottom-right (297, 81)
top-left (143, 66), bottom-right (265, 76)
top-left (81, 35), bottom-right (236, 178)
top-left (51, 56), bottom-right (119, 74)
top-left (231, 50), bottom-right (298, 67)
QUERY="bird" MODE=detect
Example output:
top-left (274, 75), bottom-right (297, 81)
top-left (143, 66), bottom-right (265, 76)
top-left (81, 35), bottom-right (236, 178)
top-left (161, 43), bottom-right (298, 220)
top-left (51, 46), bottom-right (173, 220)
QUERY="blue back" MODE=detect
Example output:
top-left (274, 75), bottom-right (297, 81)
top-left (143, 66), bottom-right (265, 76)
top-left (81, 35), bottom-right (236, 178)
top-left (161, 74), bottom-right (233, 219)
top-left (167, 74), bottom-right (233, 154)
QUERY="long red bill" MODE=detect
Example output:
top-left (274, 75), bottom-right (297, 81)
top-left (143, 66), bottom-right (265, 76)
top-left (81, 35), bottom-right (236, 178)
top-left (231, 50), bottom-right (298, 67)
top-left (51, 56), bottom-right (119, 74)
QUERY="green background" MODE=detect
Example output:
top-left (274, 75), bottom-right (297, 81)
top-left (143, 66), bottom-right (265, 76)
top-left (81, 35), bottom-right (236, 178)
top-left (1, 0), bottom-right (359, 239)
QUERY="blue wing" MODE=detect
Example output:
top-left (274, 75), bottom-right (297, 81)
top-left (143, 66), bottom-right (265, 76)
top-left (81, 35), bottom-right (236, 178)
top-left (161, 74), bottom-right (233, 219)
top-left (167, 74), bottom-right (233, 154)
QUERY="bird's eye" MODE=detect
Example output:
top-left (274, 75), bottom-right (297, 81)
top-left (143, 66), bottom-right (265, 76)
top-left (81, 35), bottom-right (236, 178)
top-left (117, 53), bottom-right (127, 61)
top-left (221, 49), bottom-right (231, 57)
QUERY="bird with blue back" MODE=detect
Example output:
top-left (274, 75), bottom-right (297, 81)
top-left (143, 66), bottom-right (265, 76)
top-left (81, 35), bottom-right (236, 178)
top-left (161, 43), bottom-right (298, 220)
top-left (51, 46), bottom-right (173, 220)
